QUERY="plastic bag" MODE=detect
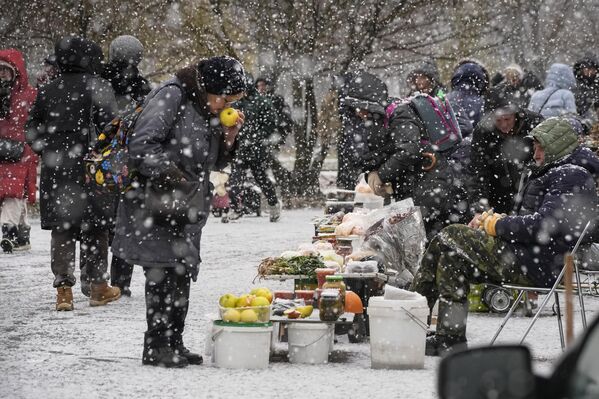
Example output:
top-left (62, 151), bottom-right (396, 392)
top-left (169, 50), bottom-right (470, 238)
top-left (357, 201), bottom-right (426, 289)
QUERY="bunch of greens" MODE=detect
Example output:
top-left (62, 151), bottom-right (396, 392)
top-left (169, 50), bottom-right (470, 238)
top-left (258, 255), bottom-right (324, 278)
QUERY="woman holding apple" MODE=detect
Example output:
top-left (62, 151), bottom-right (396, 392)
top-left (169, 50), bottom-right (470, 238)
top-left (111, 56), bottom-right (246, 368)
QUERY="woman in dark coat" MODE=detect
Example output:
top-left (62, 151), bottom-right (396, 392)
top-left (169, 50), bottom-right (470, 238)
top-left (26, 36), bottom-right (121, 311)
top-left (111, 56), bottom-right (246, 368)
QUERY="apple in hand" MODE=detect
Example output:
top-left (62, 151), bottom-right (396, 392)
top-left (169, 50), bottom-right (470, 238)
top-left (219, 107), bottom-right (239, 127)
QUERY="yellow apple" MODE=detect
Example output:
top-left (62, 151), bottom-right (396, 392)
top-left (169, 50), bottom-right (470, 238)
top-left (240, 309), bottom-right (258, 323)
top-left (222, 309), bottom-right (241, 322)
top-left (235, 294), bottom-right (254, 308)
top-left (253, 288), bottom-right (273, 304)
top-left (250, 296), bottom-right (270, 307)
top-left (219, 293), bottom-right (238, 308)
top-left (219, 107), bottom-right (239, 127)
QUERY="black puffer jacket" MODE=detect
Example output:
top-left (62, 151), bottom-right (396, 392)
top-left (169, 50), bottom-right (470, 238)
top-left (26, 36), bottom-right (117, 230)
top-left (469, 109), bottom-right (543, 214)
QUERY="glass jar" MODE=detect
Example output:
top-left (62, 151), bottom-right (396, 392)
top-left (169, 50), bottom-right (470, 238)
top-left (319, 289), bottom-right (343, 322)
top-left (323, 275), bottom-right (346, 308)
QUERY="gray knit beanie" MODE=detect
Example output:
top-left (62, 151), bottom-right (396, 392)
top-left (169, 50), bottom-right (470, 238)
top-left (109, 35), bottom-right (144, 66)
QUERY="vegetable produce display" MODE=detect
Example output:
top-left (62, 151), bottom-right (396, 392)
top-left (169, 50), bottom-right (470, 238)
top-left (257, 255), bottom-right (325, 278)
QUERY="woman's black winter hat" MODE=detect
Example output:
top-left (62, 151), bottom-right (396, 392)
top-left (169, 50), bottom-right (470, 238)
top-left (199, 56), bottom-right (247, 95)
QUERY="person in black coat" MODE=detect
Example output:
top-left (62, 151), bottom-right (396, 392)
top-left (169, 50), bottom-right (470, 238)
top-left (225, 77), bottom-right (281, 222)
top-left (101, 35), bottom-right (152, 297)
top-left (346, 71), bottom-right (468, 239)
top-left (102, 35), bottom-right (151, 115)
top-left (26, 36), bottom-right (121, 311)
top-left (111, 56), bottom-right (246, 368)
top-left (573, 53), bottom-right (599, 120)
top-left (469, 98), bottom-right (543, 215)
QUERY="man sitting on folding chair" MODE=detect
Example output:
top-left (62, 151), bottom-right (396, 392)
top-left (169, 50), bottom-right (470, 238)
top-left (412, 118), bottom-right (599, 356)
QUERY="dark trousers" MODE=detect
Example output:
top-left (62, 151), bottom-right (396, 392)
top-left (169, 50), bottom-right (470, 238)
top-left (143, 267), bottom-right (191, 349)
top-left (51, 226), bottom-right (109, 288)
top-left (229, 158), bottom-right (278, 208)
top-left (110, 254), bottom-right (134, 289)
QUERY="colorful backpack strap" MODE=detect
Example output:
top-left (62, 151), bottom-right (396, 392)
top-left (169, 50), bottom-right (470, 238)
top-left (384, 101), bottom-right (400, 128)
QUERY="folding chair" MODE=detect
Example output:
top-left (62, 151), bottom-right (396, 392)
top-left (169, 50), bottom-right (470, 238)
top-left (490, 221), bottom-right (592, 350)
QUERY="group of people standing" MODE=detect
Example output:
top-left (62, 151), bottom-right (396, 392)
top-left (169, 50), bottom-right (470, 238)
top-left (1, 34), bottom-right (258, 368)
top-left (3, 35), bottom-right (599, 365)
top-left (337, 57), bottom-right (599, 355)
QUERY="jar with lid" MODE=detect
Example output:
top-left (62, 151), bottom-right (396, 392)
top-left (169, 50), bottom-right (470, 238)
top-left (319, 289), bottom-right (343, 321)
top-left (323, 275), bottom-right (346, 307)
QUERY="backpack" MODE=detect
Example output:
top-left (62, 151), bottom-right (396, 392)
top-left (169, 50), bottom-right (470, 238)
top-left (84, 82), bottom-right (183, 193)
top-left (84, 107), bottom-right (142, 192)
top-left (385, 94), bottom-right (462, 153)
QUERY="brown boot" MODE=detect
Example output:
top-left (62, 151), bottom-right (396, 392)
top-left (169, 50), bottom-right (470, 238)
top-left (89, 282), bottom-right (121, 307)
top-left (56, 286), bottom-right (74, 311)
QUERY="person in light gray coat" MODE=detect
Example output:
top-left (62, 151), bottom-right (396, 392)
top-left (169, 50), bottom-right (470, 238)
top-left (528, 63), bottom-right (577, 118)
top-left (112, 56), bottom-right (246, 368)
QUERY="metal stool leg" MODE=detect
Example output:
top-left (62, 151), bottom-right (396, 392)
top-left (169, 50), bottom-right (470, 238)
top-left (491, 290), bottom-right (525, 345)
top-left (574, 262), bottom-right (588, 329)
top-left (554, 292), bottom-right (565, 350)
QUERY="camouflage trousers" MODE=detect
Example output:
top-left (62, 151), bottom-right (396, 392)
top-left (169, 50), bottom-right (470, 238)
top-left (412, 224), bottom-right (532, 310)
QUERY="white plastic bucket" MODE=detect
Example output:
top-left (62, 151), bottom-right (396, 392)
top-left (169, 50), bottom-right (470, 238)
top-left (288, 323), bottom-right (332, 364)
top-left (368, 295), bottom-right (429, 369)
top-left (212, 321), bottom-right (273, 369)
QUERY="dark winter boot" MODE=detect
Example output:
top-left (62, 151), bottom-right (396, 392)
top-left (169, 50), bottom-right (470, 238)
top-left (1, 224), bottom-right (17, 253)
top-left (426, 299), bottom-right (468, 357)
top-left (172, 336), bottom-right (203, 365)
top-left (142, 339), bottom-right (189, 368)
top-left (14, 225), bottom-right (31, 251)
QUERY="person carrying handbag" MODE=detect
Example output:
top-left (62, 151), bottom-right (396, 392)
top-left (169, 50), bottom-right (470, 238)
top-left (111, 56), bottom-right (246, 368)
top-left (0, 49), bottom-right (37, 254)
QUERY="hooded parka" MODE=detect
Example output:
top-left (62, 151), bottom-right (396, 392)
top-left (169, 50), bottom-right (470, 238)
top-left (0, 49), bottom-right (38, 203)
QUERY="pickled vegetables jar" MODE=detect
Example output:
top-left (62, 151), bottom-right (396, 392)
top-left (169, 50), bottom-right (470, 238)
top-left (323, 275), bottom-right (346, 307)
top-left (319, 289), bottom-right (343, 322)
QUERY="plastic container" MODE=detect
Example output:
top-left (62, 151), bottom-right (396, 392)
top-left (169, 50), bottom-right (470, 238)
top-left (315, 268), bottom-right (337, 288)
top-left (219, 305), bottom-right (271, 323)
top-left (294, 290), bottom-right (315, 304)
top-left (368, 295), bottom-right (429, 369)
top-left (274, 291), bottom-right (294, 300)
top-left (288, 323), bottom-right (332, 364)
top-left (212, 320), bottom-right (273, 369)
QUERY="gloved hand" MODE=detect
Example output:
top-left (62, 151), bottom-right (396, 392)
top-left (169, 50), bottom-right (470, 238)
top-left (367, 171), bottom-right (392, 197)
top-left (155, 165), bottom-right (186, 186)
top-left (478, 210), bottom-right (504, 236)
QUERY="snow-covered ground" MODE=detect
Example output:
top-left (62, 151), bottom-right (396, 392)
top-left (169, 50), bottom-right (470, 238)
top-left (1, 209), bottom-right (597, 399)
